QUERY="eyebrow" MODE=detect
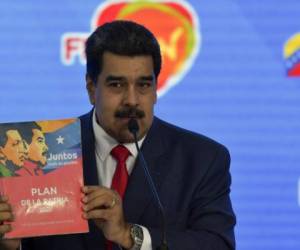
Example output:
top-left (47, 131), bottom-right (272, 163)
top-left (105, 75), bottom-right (155, 82)
top-left (105, 75), bottom-right (125, 82)
top-left (139, 76), bottom-right (154, 81)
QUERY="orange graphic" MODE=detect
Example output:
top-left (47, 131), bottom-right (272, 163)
top-left (61, 0), bottom-right (200, 96)
top-left (38, 119), bottom-right (76, 133)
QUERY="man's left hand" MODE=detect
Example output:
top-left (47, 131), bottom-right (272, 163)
top-left (82, 186), bottom-right (133, 249)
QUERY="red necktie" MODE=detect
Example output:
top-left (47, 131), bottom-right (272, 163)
top-left (106, 145), bottom-right (130, 250)
top-left (110, 144), bottom-right (130, 198)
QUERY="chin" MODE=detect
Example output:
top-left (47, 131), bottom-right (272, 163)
top-left (117, 134), bottom-right (136, 144)
top-left (40, 157), bottom-right (48, 166)
top-left (121, 130), bottom-right (147, 144)
top-left (111, 126), bottom-right (146, 143)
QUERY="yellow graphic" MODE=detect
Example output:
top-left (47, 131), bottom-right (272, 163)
top-left (284, 33), bottom-right (300, 59)
top-left (158, 27), bottom-right (184, 61)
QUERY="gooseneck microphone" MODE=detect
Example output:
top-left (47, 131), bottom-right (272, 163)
top-left (128, 119), bottom-right (168, 250)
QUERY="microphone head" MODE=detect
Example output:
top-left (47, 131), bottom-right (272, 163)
top-left (128, 118), bottom-right (139, 135)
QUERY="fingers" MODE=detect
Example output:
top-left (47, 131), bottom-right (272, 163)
top-left (0, 196), bottom-right (8, 202)
top-left (81, 186), bottom-right (121, 221)
top-left (82, 186), bottom-right (119, 205)
top-left (0, 203), bottom-right (12, 213)
top-left (0, 198), bottom-right (13, 221)
top-left (83, 189), bottom-right (118, 203)
top-left (83, 194), bottom-right (118, 212)
top-left (0, 224), bottom-right (12, 235)
top-left (81, 187), bottom-right (129, 246)
top-left (82, 186), bottom-right (108, 201)
top-left (82, 187), bottom-right (119, 210)
top-left (83, 207), bottom-right (112, 220)
top-left (0, 212), bottom-right (13, 222)
top-left (0, 196), bottom-right (14, 236)
top-left (82, 186), bottom-right (103, 194)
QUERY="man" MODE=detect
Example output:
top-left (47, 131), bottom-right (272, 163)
top-left (0, 124), bottom-right (28, 177)
top-left (15, 122), bottom-right (48, 176)
top-left (0, 20), bottom-right (235, 249)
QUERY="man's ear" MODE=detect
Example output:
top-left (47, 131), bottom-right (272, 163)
top-left (154, 78), bottom-right (158, 104)
top-left (86, 74), bottom-right (96, 105)
top-left (0, 147), bottom-right (6, 161)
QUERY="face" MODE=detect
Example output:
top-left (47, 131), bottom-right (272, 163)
top-left (28, 129), bottom-right (48, 166)
top-left (0, 130), bottom-right (28, 167)
top-left (86, 51), bottom-right (157, 143)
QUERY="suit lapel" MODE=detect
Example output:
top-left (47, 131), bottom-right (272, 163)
top-left (123, 118), bottom-right (169, 223)
top-left (80, 111), bottom-right (99, 186)
top-left (80, 111), bottom-right (106, 250)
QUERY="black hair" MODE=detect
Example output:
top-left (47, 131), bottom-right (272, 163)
top-left (0, 124), bottom-right (17, 147)
top-left (17, 122), bottom-right (42, 145)
top-left (85, 20), bottom-right (162, 83)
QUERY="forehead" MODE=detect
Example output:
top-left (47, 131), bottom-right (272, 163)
top-left (6, 130), bottom-right (21, 140)
top-left (101, 51), bottom-right (154, 76)
top-left (32, 129), bottom-right (44, 138)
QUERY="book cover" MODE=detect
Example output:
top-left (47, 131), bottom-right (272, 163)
top-left (0, 118), bottom-right (89, 238)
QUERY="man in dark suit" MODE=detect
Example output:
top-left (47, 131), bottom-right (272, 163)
top-left (0, 20), bottom-right (235, 250)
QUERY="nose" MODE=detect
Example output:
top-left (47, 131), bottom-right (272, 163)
top-left (19, 141), bottom-right (28, 158)
top-left (124, 85), bottom-right (139, 107)
top-left (21, 140), bottom-right (28, 153)
top-left (23, 140), bottom-right (28, 150)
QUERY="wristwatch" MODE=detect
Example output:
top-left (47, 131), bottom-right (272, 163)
top-left (129, 224), bottom-right (143, 250)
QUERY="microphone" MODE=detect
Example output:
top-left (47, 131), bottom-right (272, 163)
top-left (128, 118), bottom-right (139, 135)
top-left (128, 119), bottom-right (168, 250)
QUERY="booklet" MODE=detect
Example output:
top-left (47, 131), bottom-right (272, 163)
top-left (0, 118), bottom-right (88, 238)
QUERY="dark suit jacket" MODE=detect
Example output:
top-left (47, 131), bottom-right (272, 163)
top-left (22, 111), bottom-right (235, 250)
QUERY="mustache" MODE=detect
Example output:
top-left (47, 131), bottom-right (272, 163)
top-left (115, 107), bottom-right (145, 119)
top-left (42, 151), bottom-right (48, 157)
top-left (19, 155), bottom-right (27, 162)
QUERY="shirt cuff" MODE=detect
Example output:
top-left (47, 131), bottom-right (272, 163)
top-left (139, 225), bottom-right (152, 250)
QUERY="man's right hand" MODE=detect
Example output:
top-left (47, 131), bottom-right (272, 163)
top-left (0, 196), bottom-right (21, 250)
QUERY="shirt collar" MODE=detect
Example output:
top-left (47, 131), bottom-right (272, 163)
top-left (92, 110), bottom-right (145, 161)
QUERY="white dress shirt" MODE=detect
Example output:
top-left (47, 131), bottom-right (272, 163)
top-left (92, 110), bottom-right (152, 250)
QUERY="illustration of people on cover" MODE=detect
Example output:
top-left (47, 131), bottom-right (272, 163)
top-left (0, 119), bottom-right (81, 177)
top-left (15, 122), bottom-right (49, 176)
top-left (0, 124), bottom-right (28, 177)
top-left (0, 119), bottom-right (87, 238)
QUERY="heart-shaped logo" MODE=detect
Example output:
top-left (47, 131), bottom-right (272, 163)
top-left (61, 0), bottom-right (200, 97)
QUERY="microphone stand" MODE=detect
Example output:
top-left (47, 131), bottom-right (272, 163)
top-left (128, 119), bottom-right (169, 250)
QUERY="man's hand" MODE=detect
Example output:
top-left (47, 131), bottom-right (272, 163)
top-left (0, 196), bottom-right (21, 250)
top-left (82, 186), bottom-right (133, 249)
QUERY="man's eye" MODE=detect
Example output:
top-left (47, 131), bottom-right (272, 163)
top-left (108, 82), bottom-right (122, 88)
top-left (12, 141), bottom-right (20, 147)
top-left (138, 82), bottom-right (152, 88)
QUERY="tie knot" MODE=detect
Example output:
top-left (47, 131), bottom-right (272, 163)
top-left (111, 145), bottom-right (130, 163)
